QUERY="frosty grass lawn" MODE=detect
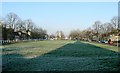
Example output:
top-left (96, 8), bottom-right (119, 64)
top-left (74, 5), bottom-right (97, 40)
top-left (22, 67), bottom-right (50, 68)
top-left (2, 40), bottom-right (119, 71)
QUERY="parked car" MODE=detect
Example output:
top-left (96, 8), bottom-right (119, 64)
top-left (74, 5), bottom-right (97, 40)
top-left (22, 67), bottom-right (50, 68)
top-left (97, 40), bottom-right (108, 44)
top-left (100, 40), bottom-right (105, 43)
top-left (96, 40), bottom-right (101, 43)
top-left (104, 40), bottom-right (108, 44)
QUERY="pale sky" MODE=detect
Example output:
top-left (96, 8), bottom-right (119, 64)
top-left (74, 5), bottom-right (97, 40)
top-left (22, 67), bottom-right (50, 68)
top-left (2, 2), bottom-right (118, 35)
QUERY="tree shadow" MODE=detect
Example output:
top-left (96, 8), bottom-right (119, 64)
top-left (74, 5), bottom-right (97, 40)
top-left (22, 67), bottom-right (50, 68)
top-left (2, 41), bottom-right (120, 71)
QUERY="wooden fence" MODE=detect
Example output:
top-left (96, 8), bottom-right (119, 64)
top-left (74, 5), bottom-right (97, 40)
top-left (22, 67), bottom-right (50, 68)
top-left (0, 39), bottom-right (46, 45)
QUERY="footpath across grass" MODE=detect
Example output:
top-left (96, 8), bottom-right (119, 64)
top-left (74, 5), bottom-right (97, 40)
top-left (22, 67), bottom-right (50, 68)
top-left (2, 40), bottom-right (119, 71)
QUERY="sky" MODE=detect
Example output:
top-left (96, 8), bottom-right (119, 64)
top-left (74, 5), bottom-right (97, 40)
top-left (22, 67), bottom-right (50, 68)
top-left (1, 0), bottom-right (120, 2)
top-left (2, 2), bottom-right (118, 35)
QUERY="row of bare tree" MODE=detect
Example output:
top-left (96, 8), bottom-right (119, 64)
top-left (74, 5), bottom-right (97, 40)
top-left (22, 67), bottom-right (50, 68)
top-left (0, 12), bottom-right (47, 41)
top-left (69, 16), bottom-right (120, 41)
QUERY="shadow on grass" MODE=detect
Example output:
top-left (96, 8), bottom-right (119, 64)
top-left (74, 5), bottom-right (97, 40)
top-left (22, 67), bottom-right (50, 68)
top-left (2, 41), bottom-right (120, 71)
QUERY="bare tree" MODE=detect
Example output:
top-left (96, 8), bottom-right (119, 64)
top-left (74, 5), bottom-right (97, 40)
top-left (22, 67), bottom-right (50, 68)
top-left (13, 19), bottom-right (25, 33)
top-left (0, 18), bottom-right (2, 25)
top-left (85, 28), bottom-right (93, 41)
top-left (24, 19), bottom-right (34, 31)
top-left (6, 12), bottom-right (20, 29)
top-left (98, 22), bottom-right (113, 40)
top-left (0, 19), bottom-right (2, 40)
top-left (111, 16), bottom-right (118, 29)
top-left (106, 23), bottom-right (114, 33)
top-left (93, 21), bottom-right (101, 33)
top-left (118, 17), bottom-right (120, 29)
top-left (2, 12), bottom-right (48, 41)
top-left (100, 23), bottom-right (113, 34)
top-left (92, 21), bottom-right (101, 40)
top-left (69, 29), bottom-right (81, 40)
top-left (60, 31), bottom-right (65, 39)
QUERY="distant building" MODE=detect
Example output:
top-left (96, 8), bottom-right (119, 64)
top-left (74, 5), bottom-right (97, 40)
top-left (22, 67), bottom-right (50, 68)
top-left (55, 31), bottom-right (64, 40)
top-left (64, 36), bottom-right (69, 40)
top-left (109, 34), bottom-right (120, 41)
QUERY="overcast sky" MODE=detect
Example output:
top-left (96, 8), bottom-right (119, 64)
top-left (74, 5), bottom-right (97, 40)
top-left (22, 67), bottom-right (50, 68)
top-left (2, 2), bottom-right (118, 35)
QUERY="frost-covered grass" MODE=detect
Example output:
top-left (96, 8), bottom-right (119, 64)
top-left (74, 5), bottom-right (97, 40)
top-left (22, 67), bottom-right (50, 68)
top-left (2, 40), bottom-right (119, 71)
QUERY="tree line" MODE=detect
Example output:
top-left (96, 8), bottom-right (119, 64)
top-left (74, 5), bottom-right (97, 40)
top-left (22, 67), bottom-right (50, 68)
top-left (0, 12), bottom-right (47, 41)
top-left (0, 13), bottom-right (120, 42)
top-left (69, 16), bottom-right (120, 42)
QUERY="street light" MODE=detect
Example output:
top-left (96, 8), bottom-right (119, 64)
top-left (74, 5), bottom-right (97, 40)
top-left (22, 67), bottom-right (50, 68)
top-left (117, 16), bottom-right (120, 51)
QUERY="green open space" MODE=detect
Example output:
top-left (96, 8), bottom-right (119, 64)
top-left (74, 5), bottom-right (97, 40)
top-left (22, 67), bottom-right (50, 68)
top-left (2, 40), bottom-right (119, 71)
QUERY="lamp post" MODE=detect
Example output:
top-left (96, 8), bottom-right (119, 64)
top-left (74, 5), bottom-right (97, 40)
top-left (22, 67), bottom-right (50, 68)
top-left (117, 17), bottom-right (120, 51)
